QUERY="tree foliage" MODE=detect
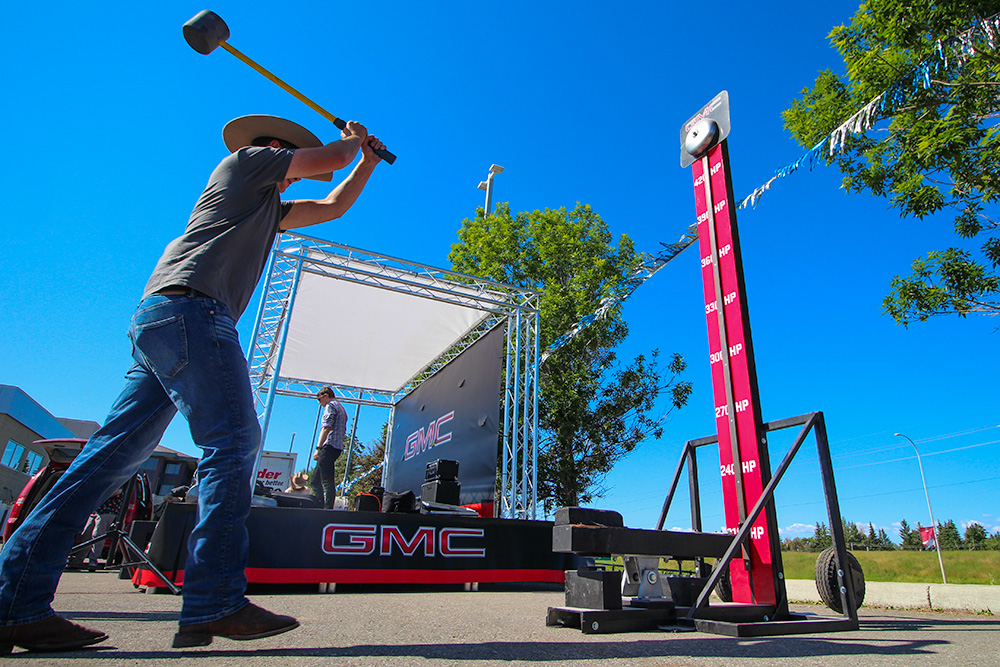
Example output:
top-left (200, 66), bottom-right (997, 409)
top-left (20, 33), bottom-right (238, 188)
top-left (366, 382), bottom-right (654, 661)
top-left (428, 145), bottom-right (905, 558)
top-left (319, 424), bottom-right (387, 504)
top-left (781, 536), bottom-right (813, 552)
top-left (840, 518), bottom-right (896, 550)
top-left (783, 0), bottom-right (1000, 324)
top-left (844, 520), bottom-right (867, 547)
top-left (785, 516), bottom-right (1000, 551)
top-left (987, 530), bottom-right (1000, 550)
top-left (937, 518), bottom-right (964, 548)
top-left (963, 521), bottom-right (988, 548)
top-left (810, 522), bottom-right (833, 551)
top-left (899, 518), bottom-right (924, 549)
top-left (867, 523), bottom-right (896, 550)
top-left (449, 203), bottom-right (692, 510)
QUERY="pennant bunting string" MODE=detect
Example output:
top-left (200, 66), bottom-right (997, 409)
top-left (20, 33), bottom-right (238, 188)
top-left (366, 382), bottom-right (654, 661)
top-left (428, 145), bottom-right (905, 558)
top-left (541, 11), bottom-right (999, 363)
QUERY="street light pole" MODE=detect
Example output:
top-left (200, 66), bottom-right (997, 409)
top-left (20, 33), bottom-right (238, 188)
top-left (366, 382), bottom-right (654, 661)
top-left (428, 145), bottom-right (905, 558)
top-left (894, 432), bottom-right (947, 584)
top-left (477, 164), bottom-right (504, 216)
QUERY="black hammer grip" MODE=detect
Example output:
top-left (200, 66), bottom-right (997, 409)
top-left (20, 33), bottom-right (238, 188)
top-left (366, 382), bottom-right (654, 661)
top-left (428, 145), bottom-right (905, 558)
top-left (330, 118), bottom-right (396, 164)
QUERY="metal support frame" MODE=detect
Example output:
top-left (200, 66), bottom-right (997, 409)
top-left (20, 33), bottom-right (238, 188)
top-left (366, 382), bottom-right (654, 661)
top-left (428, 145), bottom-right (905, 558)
top-left (658, 411), bottom-right (859, 634)
top-left (498, 308), bottom-right (541, 519)
top-left (548, 411), bottom-right (859, 636)
top-left (338, 403), bottom-right (362, 494)
top-left (246, 232), bottom-right (540, 519)
top-left (69, 474), bottom-right (180, 595)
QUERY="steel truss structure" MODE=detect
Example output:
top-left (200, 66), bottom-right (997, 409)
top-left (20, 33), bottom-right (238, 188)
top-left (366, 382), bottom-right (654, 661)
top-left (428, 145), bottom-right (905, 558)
top-left (246, 232), bottom-right (541, 519)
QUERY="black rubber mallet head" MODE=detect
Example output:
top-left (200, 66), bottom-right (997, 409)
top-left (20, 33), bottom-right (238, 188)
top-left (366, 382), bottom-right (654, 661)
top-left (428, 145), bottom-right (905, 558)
top-left (182, 10), bottom-right (396, 164)
top-left (182, 10), bottom-right (230, 55)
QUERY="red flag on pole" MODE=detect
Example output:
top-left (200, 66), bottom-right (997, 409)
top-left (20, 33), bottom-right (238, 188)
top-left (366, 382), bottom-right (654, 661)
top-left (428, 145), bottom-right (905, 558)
top-left (919, 526), bottom-right (936, 548)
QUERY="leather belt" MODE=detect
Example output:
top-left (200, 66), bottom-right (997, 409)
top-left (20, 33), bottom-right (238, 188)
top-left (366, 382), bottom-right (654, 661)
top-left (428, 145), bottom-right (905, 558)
top-left (157, 286), bottom-right (210, 298)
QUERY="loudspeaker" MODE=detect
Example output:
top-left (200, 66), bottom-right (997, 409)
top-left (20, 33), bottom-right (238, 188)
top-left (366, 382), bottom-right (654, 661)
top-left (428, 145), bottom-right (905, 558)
top-left (421, 479), bottom-right (460, 505)
top-left (425, 459), bottom-right (459, 482)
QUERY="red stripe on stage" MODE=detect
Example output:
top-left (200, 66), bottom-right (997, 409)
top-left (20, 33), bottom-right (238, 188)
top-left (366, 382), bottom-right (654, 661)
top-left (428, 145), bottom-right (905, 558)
top-left (462, 502), bottom-right (495, 518)
top-left (133, 568), bottom-right (564, 588)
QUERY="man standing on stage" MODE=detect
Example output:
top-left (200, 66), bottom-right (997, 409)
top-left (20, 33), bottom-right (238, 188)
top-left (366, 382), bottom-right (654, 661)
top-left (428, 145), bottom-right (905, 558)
top-left (310, 387), bottom-right (348, 509)
top-left (0, 115), bottom-right (385, 653)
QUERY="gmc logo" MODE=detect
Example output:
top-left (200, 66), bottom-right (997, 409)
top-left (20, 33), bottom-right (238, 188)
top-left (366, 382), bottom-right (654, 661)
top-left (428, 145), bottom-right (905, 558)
top-left (322, 524), bottom-right (486, 558)
top-left (684, 95), bottom-right (723, 132)
top-left (403, 411), bottom-right (454, 461)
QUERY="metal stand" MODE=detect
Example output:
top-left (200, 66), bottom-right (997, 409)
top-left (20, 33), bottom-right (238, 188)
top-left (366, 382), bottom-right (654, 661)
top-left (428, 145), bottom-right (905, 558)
top-left (547, 412), bottom-right (860, 636)
top-left (69, 476), bottom-right (180, 595)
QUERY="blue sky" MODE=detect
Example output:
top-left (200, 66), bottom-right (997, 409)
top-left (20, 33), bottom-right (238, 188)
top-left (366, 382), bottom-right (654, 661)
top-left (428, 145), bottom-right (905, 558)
top-left (2, 1), bottom-right (996, 542)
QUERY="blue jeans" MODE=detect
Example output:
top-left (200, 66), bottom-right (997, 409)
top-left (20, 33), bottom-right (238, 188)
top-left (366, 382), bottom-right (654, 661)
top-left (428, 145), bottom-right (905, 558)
top-left (0, 293), bottom-right (261, 626)
top-left (309, 446), bottom-right (342, 509)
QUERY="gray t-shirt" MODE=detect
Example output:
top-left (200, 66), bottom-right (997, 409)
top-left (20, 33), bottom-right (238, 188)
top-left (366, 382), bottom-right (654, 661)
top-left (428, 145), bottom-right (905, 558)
top-left (143, 146), bottom-right (295, 318)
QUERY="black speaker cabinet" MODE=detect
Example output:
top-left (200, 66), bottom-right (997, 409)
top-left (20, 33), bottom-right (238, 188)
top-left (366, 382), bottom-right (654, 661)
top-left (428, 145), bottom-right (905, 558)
top-left (421, 479), bottom-right (461, 505)
top-left (425, 459), bottom-right (459, 482)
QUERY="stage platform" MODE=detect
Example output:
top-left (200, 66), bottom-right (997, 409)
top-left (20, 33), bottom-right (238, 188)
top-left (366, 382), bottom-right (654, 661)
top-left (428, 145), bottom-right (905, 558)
top-left (132, 503), bottom-right (574, 589)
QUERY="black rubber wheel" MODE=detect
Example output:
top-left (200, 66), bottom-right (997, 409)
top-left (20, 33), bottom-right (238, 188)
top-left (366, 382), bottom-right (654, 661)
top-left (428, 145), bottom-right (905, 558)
top-left (715, 563), bottom-right (732, 602)
top-left (815, 547), bottom-right (865, 613)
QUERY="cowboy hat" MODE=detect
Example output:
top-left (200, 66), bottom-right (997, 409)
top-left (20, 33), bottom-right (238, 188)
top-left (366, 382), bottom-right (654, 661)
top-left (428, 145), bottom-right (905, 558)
top-left (222, 115), bottom-right (332, 182)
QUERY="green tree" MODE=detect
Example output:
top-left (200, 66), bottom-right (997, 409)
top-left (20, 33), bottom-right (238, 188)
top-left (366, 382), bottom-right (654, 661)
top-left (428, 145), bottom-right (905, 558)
top-left (844, 519), bottom-right (866, 549)
top-left (331, 432), bottom-right (359, 486)
top-left (340, 425), bottom-right (388, 501)
top-left (302, 425), bottom-right (388, 506)
top-left (937, 519), bottom-right (963, 549)
top-left (876, 528), bottom-right (896, 550)
top-left (964, 522), bottom-right (988, 549)
top-left (299, 430), bottom-right (366, 505)
top-left (783, 0), bottom-right (1000, 324)
top-left (810, 522), bottom-right (833, 551)
top-left (899, 518), bottom-right (923, 549)
top-left (986, 530), bottom-right (1000, 550)
top-left (865, 523), bottom-right (879, 550)
top-left (781, 537), bottom-right (812, 552)
top-left (449, 203), bottom-right (692, 510)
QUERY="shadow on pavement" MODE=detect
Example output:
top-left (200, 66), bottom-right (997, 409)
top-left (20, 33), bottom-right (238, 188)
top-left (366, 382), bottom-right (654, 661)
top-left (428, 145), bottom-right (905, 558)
top-left (61, 610), bottom-right (178, 622)
top-left (3, 635), bottom-right (946, 661)
top-left (859, 616), bottom-right (999, 632)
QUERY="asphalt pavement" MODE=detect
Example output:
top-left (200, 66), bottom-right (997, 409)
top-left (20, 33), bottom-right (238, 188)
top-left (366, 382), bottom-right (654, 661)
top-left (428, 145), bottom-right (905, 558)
top-left (5, 571), bottom-right (998, 666)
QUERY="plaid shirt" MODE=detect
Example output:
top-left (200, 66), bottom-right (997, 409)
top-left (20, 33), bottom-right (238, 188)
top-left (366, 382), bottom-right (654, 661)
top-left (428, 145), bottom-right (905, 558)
top-left (321, 400), bottom-right (348, 450)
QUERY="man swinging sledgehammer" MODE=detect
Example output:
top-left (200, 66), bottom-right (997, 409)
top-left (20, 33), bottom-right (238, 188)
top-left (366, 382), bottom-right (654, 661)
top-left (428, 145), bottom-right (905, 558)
top-left (0, 115), bottom-right (385, 652)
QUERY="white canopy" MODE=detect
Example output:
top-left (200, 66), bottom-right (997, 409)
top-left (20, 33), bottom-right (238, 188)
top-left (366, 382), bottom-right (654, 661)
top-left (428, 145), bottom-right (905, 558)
top-left (279, 261), bottom-right (493, 393)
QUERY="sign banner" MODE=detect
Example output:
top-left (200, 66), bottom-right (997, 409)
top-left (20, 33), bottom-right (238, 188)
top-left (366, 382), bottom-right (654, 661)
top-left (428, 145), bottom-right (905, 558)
top-left (256, 451), bottom-right (297, 493)
top-left (385, 325), bottom-right (505, 505)
top-left (135, 503), bottom-right (574, 587)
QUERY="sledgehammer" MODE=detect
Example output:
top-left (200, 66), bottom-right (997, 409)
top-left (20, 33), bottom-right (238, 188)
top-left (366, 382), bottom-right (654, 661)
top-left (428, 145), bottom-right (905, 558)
top-left (182, 10), bottom-right (396, 164)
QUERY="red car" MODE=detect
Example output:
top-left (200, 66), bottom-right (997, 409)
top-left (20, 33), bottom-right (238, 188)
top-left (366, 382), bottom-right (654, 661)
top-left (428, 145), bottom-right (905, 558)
top-left (3, 439), bottom-right (152, 545)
